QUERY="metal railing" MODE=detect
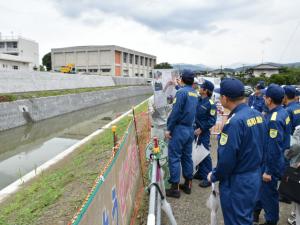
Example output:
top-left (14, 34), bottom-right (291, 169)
top-left (146, 138), bottom-right (177, 225)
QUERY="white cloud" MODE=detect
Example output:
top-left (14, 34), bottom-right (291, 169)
top-left (0, 0), bottom-right (299, 66)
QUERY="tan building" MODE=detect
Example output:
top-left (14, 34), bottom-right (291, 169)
top-left (51, 45), bottom-right (156, 77)
top-left (252, 64), bottom-right (280, 78)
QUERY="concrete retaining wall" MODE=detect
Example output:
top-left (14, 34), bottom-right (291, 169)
top-left (0, 86), bottom-right (152, 131)
top-left (0, 71), bottom-right (150, 93)
top-left (112, 76), bottom-right (149, 86)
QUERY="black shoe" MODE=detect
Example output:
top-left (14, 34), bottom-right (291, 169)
top-left (199, 180), bottom-right (211, 188)
top-left (179, 179), bottom-right (192, 194)
top-left (193, 173), bottom-right (201, 180)
top-left (166, 183), bottom-right (180, 198)
top-left (279, 194), bottom-right (292, 204)
top-left (253, 210), bottom-right (261, 224)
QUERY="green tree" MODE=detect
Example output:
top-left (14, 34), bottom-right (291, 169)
top-left (154, 62), bottom-right (173, 69)
top-left (39, 65), bottom-right (46, 71)
top-left (42, 52), bottom-right (52, 71)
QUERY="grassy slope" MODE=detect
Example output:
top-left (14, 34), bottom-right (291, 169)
top-left (0, 100), bottom-right (148, 225)
top-left (0, 85), bottom-right (144, 102)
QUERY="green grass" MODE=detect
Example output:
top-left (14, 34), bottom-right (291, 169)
top-left (0, 100), bottom-right (148, 225)
top-left (0, 85), bottom-right (145, 102)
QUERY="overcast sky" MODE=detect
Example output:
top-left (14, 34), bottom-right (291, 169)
top-left (0, 0), bottom-right (299, 67)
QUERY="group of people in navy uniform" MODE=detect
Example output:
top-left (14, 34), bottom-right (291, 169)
top-left (163, 69), bottom-right (300, 225)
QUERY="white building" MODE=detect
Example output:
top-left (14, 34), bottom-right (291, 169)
top-left (51, 45), bottom-right (156, 77)
top-left (0, 35), bottom-right (39, 70)
top-left (0, 53), bottom-right (30, 71)
top-left (252, 64), bottom-right (280, 78)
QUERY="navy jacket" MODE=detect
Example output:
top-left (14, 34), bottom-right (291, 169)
top-left (248, 93), bottom-right (265, 112)
top-left (264, 106), bottom-right (291, 178)
top-left (211, 103), bottom-right (266, 182)
top-left (167, 85), bottom-right (198, 133)
top-left (285, 101), bottom-right (300, 134)
top-left (194, 97), bottom-right (217, 149)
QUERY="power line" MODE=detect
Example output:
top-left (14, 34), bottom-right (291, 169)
top-left (279, 21), bottom-right (300, 62)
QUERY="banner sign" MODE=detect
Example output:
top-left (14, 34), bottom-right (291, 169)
top-left (71, 122), bottom-right (141, 225)
top-left (152, 69), bottom-right (180, 108)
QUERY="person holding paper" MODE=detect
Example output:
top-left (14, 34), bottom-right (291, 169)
top-left (193, 79), bottom-right (217, 188)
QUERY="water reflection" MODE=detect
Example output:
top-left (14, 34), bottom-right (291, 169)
top-left (0, 95), bottom-right (149, 189)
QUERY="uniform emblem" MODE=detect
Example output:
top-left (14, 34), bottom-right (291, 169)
top-left (286, 117), bottom-right (290, 125)
top-left (220, 133), bottom-right (228, 145)
top-left (188, 92), bottom-right (197, 97)
top-left (269, 129), bottom-right (278, 138)
top-left (210, 109), bottom-right (216, 116)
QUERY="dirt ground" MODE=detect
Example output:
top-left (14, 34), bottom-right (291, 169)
top-left (160, 137), bottom-right (292, 225)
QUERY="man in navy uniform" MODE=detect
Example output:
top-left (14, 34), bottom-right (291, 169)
top-left (248, 81), bottom-right (265, 112)
top-left (254, 84), bottom-right (291, 225)
top-left (193, 79), bottom-right (217, 187)
top-left (165, 69), bottom-right (198, 198)
top-left (207, 78), bottom-right (265, 225)
top-left (283, 85), bottom-right (300, 134)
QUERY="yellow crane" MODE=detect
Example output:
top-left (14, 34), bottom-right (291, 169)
top-left (60, 64), bottom-right (76, 73)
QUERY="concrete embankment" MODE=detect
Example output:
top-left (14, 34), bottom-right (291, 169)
top-left (0, 86), bottom-right (152, 131)
top-left (0, 71), bottom-right (149, 93)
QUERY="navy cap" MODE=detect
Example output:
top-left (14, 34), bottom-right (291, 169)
top-left (201, 79), bottom-right (214, 92)
top-left (265, 84), bottom-right (284, 102)
top-left (180, 69), bottom-right (195, 78)
top-left (214, 78), bottom-right (244, 98)
top-left (283, 85), bottom-right (296, 99)
top-left (256, 81), bottom-right (265, 90)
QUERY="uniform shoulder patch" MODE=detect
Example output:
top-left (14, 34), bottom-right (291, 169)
top-left (294, 109), bottom-right (300, 115)
top-left (271, 112), bottom-right (277, 121)
top-left (269, 129), bottom-right (278, 138)
top-left (173, 97), bottom-right (176, 104)
top-left (220, 133), bottom-right (228, 145)
top-left (286, 116), bottom-right (290, 125)
top-left (209, 99), bottom-right (214, 105)
top-left (210, 109), bottom-right (216, 116)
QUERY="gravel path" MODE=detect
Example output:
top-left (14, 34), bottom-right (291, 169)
top-left (162, 137), bottom-right (292, 225)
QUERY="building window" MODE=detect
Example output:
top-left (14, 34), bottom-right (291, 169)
top-left (88, 69), bottom-right (98, 73)
top-left (123, 52), bottom-right (128, 63)
top-left (101, 68), bottom-right (111, 73)
top-left (0, 43), bottom-right (4, 48)
top-left (149, 59), bottom-right (152, 67)
top-left (13, 65), bottom-right (19, 70)
top-left (129, 54), bottom-right (133, 64)
top-left (145, 58), bottom-right (148, 66)
top-left (135, 73), bottom-right (139, 77)
top-left (135, 55), bottom-right (139, 65)
top-left (7, 42), bottom-right (18, 48)
top-left (78, 69), bottom-right (87, 72)
top-left (140, 57), bottom-right (144, 66)
top-left (140, 74), bottom-right (144, 77)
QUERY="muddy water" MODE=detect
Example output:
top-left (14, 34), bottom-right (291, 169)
top-left (0, 95), bottom-right (149, 190)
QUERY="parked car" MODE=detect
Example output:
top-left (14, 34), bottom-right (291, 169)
top-left (244, 85), bottom-right (253, 97)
